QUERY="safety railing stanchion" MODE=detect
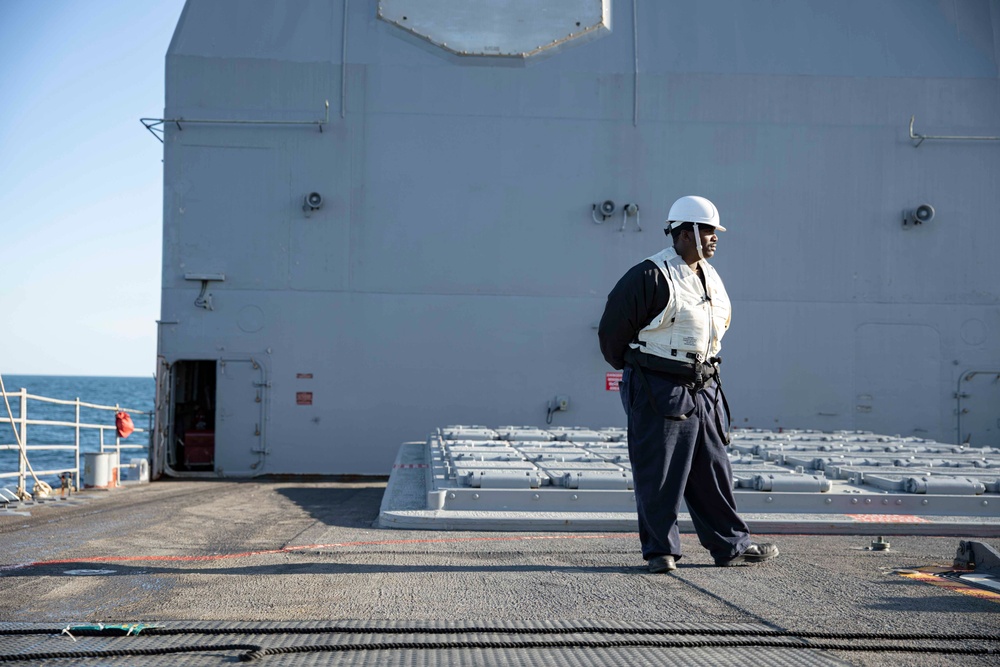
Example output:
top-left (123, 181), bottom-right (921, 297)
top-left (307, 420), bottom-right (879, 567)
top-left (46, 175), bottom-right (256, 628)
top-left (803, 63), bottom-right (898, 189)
top-left (75, 397), bottom-right (81, 491)
top-left (18, 389), bottom-right (27, 496)
top-left (115, 403), bottom-right (121, 485)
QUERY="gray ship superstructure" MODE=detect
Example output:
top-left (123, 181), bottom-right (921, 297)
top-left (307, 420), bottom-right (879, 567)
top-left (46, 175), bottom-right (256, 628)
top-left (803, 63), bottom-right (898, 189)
top-left (153, 0), bottom-right (1000, 477)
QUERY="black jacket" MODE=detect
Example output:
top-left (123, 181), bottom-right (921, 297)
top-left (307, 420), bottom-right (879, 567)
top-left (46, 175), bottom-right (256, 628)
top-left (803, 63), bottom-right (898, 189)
top-left (598, 258), bottom-right (671, 370)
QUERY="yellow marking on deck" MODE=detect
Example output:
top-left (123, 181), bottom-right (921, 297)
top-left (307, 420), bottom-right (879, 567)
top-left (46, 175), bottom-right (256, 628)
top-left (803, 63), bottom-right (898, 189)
top-left (847, 514), bottom-right (930, 523)
top-left (897, 567), bottom-right (1000, 603)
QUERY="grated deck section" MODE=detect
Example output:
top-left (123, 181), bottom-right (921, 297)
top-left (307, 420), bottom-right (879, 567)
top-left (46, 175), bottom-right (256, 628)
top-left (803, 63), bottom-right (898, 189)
top-left (379, 426), bottom-right (1000, 534)
top-left (0, 620), bottom-right (872, 666)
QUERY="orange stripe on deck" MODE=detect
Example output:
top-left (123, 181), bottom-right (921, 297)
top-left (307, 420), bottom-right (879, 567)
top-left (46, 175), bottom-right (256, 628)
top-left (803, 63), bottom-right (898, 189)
top-left (846, 514), bottom-right (930, 523)
top-left (898, 569), bottom-right (1000, 602)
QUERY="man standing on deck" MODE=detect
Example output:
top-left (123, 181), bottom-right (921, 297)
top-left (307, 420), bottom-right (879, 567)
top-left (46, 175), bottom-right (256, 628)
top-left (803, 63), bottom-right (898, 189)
top-left (598, 195), bottom-right (778, 573)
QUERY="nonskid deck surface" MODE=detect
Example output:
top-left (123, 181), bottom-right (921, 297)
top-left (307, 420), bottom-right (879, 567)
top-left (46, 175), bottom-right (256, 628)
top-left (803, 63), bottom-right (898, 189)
top-left (2, 479), bottom-right (999, 667)
top-left (379, 426), bottom-right (1000, 535)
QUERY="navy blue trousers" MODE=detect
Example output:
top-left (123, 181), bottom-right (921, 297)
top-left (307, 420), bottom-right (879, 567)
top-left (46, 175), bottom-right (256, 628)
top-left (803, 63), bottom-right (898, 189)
top-left (620, 366), bottom-right (751, 563)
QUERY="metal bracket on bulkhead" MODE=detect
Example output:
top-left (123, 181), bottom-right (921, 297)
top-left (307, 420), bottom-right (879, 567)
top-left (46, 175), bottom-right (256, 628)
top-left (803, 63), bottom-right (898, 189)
top-left (184, 273), bottom-right (225, 311)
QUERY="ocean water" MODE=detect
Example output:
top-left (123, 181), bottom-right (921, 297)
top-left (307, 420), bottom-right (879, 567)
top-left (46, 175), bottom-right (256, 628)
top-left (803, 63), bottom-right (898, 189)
top-left (0, 375), bottom-right (154, 490)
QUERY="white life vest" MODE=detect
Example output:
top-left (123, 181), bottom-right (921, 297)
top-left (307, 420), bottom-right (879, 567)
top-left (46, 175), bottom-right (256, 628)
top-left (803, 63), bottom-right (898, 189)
top-left (629, 247), bottom-right (732, 362)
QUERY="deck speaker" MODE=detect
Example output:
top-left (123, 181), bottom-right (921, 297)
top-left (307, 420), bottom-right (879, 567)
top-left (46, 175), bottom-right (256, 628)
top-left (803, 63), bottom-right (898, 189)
top-left (903, 203), bottom-right (934, 226)
top-left (303, 192), bottom-right (324, 211)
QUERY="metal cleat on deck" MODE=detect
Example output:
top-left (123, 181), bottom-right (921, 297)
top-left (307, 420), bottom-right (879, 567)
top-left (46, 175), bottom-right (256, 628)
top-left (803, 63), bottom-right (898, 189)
top-left (905, 476), bottom-right (987, 495)
top-left (553, 470), bottom-right (633, 490)
top-left (753, 473), bottom-right (832, 493)
top-left (462, 470), bottom-right (544, 489)
top-left (954, 540), bottom-right (1000, 573)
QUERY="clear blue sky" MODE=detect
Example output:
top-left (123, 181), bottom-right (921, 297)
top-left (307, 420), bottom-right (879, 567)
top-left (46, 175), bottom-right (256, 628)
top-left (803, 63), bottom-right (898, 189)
top-left (0, 0), bottom-right (186, 377)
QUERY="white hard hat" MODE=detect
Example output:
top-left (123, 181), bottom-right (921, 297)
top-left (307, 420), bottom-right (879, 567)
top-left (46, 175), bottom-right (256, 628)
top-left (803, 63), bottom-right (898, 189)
top-left (666, 195), bottom-right (726, 231)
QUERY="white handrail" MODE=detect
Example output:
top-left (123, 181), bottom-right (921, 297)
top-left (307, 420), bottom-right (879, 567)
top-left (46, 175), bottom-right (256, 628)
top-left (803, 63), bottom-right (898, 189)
top-left (0, 387), bottom-right (151, 498)
top-left (0, 417), bottom-right (146, 429)
top-left (19, 393), bottom-right (149, 412)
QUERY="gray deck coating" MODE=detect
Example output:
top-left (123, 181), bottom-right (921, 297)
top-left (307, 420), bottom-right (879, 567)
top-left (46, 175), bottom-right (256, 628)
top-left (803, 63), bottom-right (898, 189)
top-left (1, 479), bottom-right (999, 666)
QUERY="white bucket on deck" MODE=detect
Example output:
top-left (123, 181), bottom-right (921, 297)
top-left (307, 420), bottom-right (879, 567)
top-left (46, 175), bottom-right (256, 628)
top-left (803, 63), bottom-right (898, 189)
top-left (83, 452), bottom-right (118, 488)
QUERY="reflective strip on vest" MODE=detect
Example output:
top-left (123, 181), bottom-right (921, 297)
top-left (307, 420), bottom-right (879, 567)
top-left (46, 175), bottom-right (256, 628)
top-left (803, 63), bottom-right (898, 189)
top-left (629, 247), bottom-right (732, 362)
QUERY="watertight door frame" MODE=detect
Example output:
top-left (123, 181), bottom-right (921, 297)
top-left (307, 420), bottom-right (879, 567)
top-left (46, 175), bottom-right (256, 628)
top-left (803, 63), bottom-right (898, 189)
top-left (151, 356), bottom-right (170, 479)
top-left (956, 369), bottom-right (1000, 447)
top-left (214, 357), bottom-right (270, 476)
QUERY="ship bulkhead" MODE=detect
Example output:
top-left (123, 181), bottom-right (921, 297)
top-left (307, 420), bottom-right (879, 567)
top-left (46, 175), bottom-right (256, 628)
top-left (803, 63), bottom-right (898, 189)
top-left (153, 0), bottom-right (1000, 477)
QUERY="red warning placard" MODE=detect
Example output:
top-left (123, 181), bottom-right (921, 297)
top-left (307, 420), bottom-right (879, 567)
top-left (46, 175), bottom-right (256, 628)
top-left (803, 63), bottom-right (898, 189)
top-left (296, 392), bottom-right (313, 405)
top-left (606, 372), bottom-right (623, 391)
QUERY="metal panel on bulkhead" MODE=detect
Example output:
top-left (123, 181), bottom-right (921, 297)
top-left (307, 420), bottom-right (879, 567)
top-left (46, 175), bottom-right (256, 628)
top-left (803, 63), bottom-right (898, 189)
top-left (214, 358), bottom-right (269, 476)
top-left (855, 324), bottom-right (942, 438)
top-left (959, 370), bottom-right (1000, 448)
top-left (377, 0), bottom-right (611, 60)
top-left (169, 147), bottom-right (288, 290)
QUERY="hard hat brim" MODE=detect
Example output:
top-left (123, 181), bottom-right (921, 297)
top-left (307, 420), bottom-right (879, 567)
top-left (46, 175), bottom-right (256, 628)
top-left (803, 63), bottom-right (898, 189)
top-left (666, 221), bottom-right (727, 232)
